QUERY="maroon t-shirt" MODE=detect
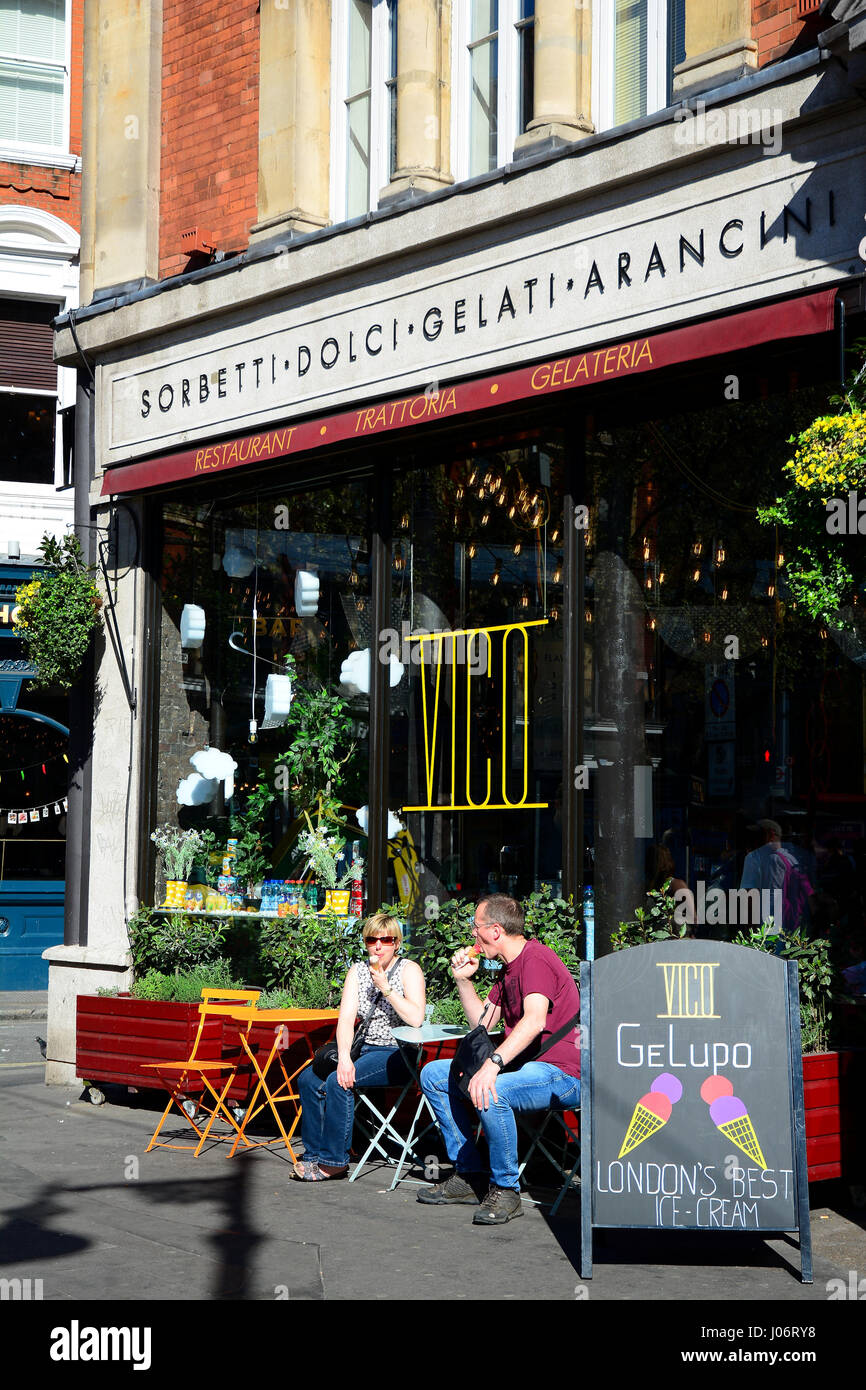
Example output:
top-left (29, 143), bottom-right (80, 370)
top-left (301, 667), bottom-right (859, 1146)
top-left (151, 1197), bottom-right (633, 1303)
top-left (486, 939), bottom-right (581, 1079)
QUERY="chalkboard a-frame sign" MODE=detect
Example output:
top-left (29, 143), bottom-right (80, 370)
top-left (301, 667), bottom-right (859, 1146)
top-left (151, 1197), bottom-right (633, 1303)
top-left (579, 941), bottom-right (812, 1282)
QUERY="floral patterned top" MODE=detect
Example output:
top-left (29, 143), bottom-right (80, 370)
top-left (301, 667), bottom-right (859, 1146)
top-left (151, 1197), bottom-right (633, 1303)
top-left (356, 958), bottom-right (406, 1046)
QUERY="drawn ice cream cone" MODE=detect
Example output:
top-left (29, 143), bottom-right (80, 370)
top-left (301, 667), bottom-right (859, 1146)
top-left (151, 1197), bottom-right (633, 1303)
top-left (618, 1092), bottom-right (672, 1158)
top-left (710, 1095), bottom-right (768, 1170)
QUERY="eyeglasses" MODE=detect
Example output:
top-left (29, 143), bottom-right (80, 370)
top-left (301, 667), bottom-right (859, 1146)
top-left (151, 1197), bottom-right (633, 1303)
top-left (366, 937), bottom-right (397, 946)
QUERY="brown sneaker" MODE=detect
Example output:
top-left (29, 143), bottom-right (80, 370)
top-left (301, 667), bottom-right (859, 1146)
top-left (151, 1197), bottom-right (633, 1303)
top-left (417, 1172), bottom-right (484, 1205)
top-left (472, 1184), bottom-right (523, 1225)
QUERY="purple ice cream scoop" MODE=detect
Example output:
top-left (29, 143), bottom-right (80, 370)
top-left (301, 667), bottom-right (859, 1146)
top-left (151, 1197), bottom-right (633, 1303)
top-left (650, 1072), bottom-right (683, 1104)
top-left (710, 1095), bottom-right (748, 1126)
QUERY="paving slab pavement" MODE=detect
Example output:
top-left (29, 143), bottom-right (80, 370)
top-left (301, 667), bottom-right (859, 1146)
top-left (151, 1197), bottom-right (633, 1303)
top-left (0, 990), bottom-right (48, 1021)
top-left (2, 1074), bottom-right (864, 1316)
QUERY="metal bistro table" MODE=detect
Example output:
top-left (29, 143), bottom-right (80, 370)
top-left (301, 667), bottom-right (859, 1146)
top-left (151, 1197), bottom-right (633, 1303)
top-left (384, 1024), bottom-right (469, 1190)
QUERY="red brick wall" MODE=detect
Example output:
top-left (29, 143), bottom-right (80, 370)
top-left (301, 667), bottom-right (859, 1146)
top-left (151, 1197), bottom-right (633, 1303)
top-left (753, 1), bottom-right (824, 66)
top-left (0, 0), bottom-right (83, 235)
top-left (160, 4), bottom-right (260, 280)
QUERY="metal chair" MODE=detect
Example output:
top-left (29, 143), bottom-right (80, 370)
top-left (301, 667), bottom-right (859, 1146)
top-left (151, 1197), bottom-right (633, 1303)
top-left (225, 1007), bottom-right (340, 1162)
top-left (517, 1106), bottom-right (581, 1215)
top-left (144, 988), bottom-right (262, 1157)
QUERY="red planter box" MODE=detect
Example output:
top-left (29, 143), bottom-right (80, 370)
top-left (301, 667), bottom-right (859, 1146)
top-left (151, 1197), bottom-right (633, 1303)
top-left (75, 996), bottom-right (342, 1100)
top-left (76, 995), bottom-right (223, 1091)
top-left (802, 1050), bottom-right (865, 1183)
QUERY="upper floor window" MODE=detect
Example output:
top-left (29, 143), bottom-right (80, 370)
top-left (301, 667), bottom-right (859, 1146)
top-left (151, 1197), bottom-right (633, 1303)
top-left (454, 0), bottom-right (535, 182)
top-left (332, 0), bottom-right (397, 222)
top-left (0, 0), bottom-right (68, 152)
top-left (593, 0), bottom-right (685, 132)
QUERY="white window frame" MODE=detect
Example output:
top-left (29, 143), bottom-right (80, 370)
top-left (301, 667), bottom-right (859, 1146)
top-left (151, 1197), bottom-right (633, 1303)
top-left (452, 2), bottom-right (530, 185)
top-left (592, 0), bottom-right (672, 135)
top-left (330, 0), bottom-right (396, 223)
top-left (0, 0), bottom-right (72, 164)
top-left (0, 206), bottom-right (78, 557)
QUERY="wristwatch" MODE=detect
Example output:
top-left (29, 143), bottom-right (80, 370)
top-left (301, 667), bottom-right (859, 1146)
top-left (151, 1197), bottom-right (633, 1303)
top-left (490, 1053), bottom-right (505, 1071)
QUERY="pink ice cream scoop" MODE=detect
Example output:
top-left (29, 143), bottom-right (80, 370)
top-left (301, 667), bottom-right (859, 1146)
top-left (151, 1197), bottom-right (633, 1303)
top-left (651, 1073), bottom-right (683, 1105)
top-left (639, 1091), bottom-right (672, 1122)
top-left (701, 1074), bottom-right (735, 1106)
top-left (709, 1095), bottom-right (748, 1126)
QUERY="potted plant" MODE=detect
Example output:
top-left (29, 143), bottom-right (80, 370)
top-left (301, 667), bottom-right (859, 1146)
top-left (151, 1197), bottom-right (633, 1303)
top-left (296, 815), bottom-right (363, 913)
top-left (14, 534), bottom-right (103, 691)
top-left (150, 826), bottom-right (205, 906)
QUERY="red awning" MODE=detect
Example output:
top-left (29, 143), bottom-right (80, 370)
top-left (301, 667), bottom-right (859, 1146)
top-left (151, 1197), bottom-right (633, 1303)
top-left (101, 287), bottom-right (838, 497)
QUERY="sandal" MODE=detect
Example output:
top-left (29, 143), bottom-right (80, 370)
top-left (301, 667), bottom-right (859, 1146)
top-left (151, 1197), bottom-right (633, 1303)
top-left (292, 1159), bottom-right (349, 1181)
top-left (293, 1159), bottom-right (326, 1181)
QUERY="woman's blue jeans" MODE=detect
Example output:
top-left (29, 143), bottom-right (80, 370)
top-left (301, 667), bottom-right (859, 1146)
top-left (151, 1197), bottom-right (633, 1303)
top-left (298, 1044), bottom-right (411, 1168)
top-left (419, 1058), bottom-right (581, 1191)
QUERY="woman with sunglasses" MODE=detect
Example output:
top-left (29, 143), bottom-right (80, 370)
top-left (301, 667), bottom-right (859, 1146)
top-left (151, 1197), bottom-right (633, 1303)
top-left (294, 912), bottom-right (426, 1179)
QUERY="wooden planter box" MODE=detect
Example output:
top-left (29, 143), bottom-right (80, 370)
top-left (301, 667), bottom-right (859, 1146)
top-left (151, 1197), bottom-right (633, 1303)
top-left (803, 1050), bottom-right (865, 1183)
top-left (76, 995), bottom-right (223, 1091)
top-left (76, 996), bottom-right (342, 1101)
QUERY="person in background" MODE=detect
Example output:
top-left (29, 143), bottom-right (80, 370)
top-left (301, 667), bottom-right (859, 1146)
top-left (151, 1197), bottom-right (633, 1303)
top-left (294, 912), bottom-right (425, 1180)
top-left (647, 844), bottom-right (695, 930)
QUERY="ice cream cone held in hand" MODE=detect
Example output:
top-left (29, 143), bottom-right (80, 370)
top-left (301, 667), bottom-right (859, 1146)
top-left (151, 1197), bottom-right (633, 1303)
top-left (618, 1072), bottom-right (683, 1158)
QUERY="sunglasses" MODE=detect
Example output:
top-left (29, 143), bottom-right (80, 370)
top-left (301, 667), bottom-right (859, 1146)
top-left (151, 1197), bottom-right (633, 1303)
top-left (367, 937), bottom-right (397, 946)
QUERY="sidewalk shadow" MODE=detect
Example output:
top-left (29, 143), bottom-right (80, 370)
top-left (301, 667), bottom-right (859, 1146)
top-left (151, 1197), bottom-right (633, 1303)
top-left (0, 1159), bottom-right (261, 1300)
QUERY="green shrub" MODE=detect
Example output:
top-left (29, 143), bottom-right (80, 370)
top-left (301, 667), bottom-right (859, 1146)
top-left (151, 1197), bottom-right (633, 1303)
top-left (130, 958), bottom-right (242, 1002)
top-left (522, 888), bottom-right (582, 975)
top-left (731, 921), bottom-right (836, 1054)
top-left (411, 898), bottom-right (476, 1000)
top-left (612, 884), bottom-right (690, 950)
top-left (127, 904), bottom-right (228, 975)
top-left (259, 905), bottom-right (354, 1004)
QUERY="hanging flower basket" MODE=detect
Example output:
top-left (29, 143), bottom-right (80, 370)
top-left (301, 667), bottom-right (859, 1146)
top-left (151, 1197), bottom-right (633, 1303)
top-left (14, 534), bottom-right (103, 691)
top-left (758, 385), bottom-right (866, 628)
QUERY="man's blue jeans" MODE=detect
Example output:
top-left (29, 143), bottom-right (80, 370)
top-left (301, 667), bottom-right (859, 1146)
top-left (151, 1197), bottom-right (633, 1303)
top-left (420, 1058), bottom-right (581, 1190)
top-left (298, 1044), bottom-right (410, 1168)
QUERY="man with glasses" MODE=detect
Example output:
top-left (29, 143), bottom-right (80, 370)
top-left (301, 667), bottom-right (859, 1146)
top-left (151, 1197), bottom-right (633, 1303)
top-left (417, 894), bottom-right (580, 1224)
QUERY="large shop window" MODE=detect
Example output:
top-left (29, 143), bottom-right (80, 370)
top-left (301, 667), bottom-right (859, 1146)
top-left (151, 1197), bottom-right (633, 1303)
top-left (0, 0), bottom-right (68, 152)
top-left (389, 433), bottom-right (565, 922)
top-left (580, 367), bottom-right (866, 953)
top-left (156, 482), bottom-right (372, 903)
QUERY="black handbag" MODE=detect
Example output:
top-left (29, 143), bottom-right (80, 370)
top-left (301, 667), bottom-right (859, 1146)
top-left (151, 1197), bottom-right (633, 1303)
top-left (311, 963), bottom-right (397, 1080)
top-left (450, 999), bottom-right (497, 1097)
top-left (450, 998), bottom-right (581, 1097)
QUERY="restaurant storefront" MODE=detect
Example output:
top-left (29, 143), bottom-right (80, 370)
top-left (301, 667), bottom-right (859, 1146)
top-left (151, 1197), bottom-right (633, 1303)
top-left (45, 51), bottom-right (866, 1078)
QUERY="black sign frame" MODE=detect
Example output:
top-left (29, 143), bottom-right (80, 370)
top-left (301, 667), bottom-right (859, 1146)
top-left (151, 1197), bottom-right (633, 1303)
top-left (579, 943), bottom-right (812, 1283)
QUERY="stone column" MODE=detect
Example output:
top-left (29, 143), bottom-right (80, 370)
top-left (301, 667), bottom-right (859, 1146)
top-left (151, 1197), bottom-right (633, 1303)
top-left (78, 0), bottom-right (98, 307)
top-left (380, 0), bottom-right (453, 205)
top-left (515, 0), bottom-right (594, 159)
top-left (251, 0), bottom-right (332, 241)
top-left (673, 0), bottom-right (756, 100)
top-left (91, 0), bottom-right (162, 295)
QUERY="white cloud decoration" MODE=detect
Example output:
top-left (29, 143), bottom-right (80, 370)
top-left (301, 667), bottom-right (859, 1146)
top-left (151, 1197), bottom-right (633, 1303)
top-left (190, 746), bottom-right (238, 800)
top-left (339, 648), bottom-right (404, 697)
top-left (356, 805), bottom-right (405, 841)
top-left (176, 772), bottom-right (219, 807)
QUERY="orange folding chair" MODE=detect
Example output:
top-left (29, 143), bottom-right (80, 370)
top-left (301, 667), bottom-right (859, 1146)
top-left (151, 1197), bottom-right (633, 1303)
top-left (225, 1008), bottom-right (340, 1162)
top-left (144, 988), bottom-right (262, 1157)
